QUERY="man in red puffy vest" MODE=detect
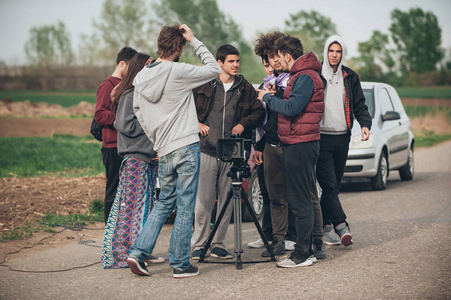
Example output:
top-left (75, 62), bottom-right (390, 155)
top-left (257, 35), bottom-right (324, 268)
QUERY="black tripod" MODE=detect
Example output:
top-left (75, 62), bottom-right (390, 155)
top-left (198, 160), bottom-right (276, 269)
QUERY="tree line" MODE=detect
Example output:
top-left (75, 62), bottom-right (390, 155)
top-left (2, 0), bottom-right (450, 89)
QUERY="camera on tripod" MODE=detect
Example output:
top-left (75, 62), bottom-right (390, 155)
top-left (216, 134), bottom-right (250, 162)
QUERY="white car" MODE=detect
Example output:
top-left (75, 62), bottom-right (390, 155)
top-left (343, 82), bottom-right (415, 190)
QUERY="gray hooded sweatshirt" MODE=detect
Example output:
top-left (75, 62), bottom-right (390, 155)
top-left (321, 35), bottom-right (348, 134)
top-left (133, 38), bottom-right (221, 157)
top-left (114, 89), bottom-right (156, 164)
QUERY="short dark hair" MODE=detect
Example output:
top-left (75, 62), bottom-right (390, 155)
top-left (116, 47), bottom-right (138, 65)
top-left (111, 52), bottom-right (151, 113)
top-left (216, 44), bottom-right (240, 62)
top-left (156, 23), bottom-right (187, 59)
top-left (273, 36), bottom-right (304, 60)
top-left (254, 31), bottom-right (285, 62)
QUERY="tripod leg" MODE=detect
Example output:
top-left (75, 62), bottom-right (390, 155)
top-left (233, 185), bottom-right (243, 269)
top-left (241, 188), bottom-right (276, 262)
top-left (199, 188), bottom-right (234, 262)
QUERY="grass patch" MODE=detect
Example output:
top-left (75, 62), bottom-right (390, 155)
top-left (0, 134), bottom-right (104, 178)
top-left (0, 223), bottom-right (37, 241)
top-left (414, 131), bottom-right (451, 147)
top-left (1, 200), bottom-right (104, 241)
top-left (396, 86), bottom-right (451, 99)
top-left (0, 90), bottom-right (96, 107)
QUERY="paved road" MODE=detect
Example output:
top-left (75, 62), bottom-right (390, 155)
top-left (1, 141), bottom-right (450, 299)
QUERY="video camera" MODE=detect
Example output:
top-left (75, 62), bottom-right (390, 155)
top-left (216, 135), bottom-right (251, 162)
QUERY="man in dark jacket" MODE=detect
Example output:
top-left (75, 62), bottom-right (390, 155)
top-left (258, 36), bottom-right (324, 268)
top-left (317, 35), bottom-right (372, 247)
top-left (191, 45), bottom-right (265, 260)
top-left (250, 31), bottom-right (295, 257)
top-left (252, 31), bottom-right (326, 259)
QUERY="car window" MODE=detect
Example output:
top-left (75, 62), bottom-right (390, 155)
top-left (386, 86), bottom-right (405, 113)
top-left (378, 88), bottom-right (395, 114)
top-left (362, 89), bottom-right (374, 118)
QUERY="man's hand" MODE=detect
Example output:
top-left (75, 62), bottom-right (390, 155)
top-left (256, 85), bottom-right (273, 101)
top-left (231, 124), bottom-right (245, 136)
top-left (152, 153), bottom-right (159, 162)
top-left (361, 127), bottom-right (370, 141)
top-left (199, 122), bottom-right (210, 136)
top-left (179, 24), bottom-right (194, 42)
top-left (252, 151), bottom-right (263, 165)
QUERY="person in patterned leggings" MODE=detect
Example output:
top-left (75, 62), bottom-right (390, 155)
top-left (101, 53), bottom-right (164, 268)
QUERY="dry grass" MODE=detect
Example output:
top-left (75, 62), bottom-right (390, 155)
top-left (410, 111), bottom-right (451, 135)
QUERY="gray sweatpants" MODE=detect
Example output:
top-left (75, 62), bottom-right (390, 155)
top-left (191, 153), bottom-right (233, 251)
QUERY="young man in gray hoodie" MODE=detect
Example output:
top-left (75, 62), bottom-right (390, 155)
top-left (126, 23), bottom-right (221, 278)
top-left (317, 35), bottom-right (371, 247)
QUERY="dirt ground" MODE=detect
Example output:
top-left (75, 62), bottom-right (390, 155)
top-left (0, 98), bottom-right (450, 235)
top-left (0, 100), bottom-right (105, 235)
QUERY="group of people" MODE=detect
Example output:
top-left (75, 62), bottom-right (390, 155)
top-left (94, 23), bottom-right (371, 278)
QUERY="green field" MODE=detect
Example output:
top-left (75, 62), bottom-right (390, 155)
top-left (0, 86), bottom-right (450, 109)
top-left (405, 106), bottom-right (451, 118)
top-left (396, 86), bottom-right (451, 99)
top-left (0, 90), bottom-right (97, 107)
top-left (0, 134), bottom-right (104, 178)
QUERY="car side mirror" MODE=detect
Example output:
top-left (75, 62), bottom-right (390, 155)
top-left (381, 111), bottom-right (400, 121)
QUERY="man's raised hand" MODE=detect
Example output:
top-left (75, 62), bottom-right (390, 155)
top-left (179, 24), bottom-right (194, 42)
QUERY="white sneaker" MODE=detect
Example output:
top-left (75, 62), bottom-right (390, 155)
top-left (308, 254), bottom-right (317, 263)
top-left (284, 240), bottom-right (296, 251)
top-left (247, 238), bottom-right (265, 248)
top-left (147, 255), bottom-right (165, 264)
top-left (277, 253), bottom-right (313, 268)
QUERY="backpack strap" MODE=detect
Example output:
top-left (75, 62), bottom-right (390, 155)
top-left (105, 79), bottom-right (115, 87)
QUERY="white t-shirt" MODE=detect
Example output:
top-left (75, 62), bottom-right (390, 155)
top-left (223, 82), bottom-right (233, 93)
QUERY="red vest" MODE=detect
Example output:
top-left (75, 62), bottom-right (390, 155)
top-left (278, 51), bottom-right (324, 144)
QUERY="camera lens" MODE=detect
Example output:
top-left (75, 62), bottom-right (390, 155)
top-left (227, 143), bottom-right (238, 155)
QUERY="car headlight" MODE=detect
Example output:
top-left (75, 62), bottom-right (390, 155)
top-left (349, 133), bottom-right (374, 149)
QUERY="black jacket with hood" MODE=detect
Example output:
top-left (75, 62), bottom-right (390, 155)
top-left (193, 75), bottom-right (265, 156)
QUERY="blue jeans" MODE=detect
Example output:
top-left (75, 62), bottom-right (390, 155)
top-left (129, 142), bottom-right (200, 270)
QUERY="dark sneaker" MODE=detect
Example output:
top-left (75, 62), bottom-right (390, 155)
top-left (323, 224), bottom-right (341, 245)
top-left (173, 264), bottom-right (199, 278)
top-left (262, 240), bottom-right (286, 257)
top-left (190, 249), bottom-right (204, 260)
top-left (147, 255), bottom-right (165, 264)
top-left (210, 247), bottom-right (233, 259)
top-left (126, 256), bottom-right (149, 276)
top-left (313, 239), bottom-right (326, 259)
top-left (335, 222), bottom-right (353, 246)
top-left (277, 253), bottom-right (313, 268)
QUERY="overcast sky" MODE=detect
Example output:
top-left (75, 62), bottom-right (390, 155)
top-left (1, 0), bottom-right (450, 65)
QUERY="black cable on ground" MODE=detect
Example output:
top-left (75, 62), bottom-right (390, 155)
top-left (0, 222), bottom-right (105, 273)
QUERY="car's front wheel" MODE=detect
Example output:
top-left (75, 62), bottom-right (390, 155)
top-left (243, 169), bottom-right (263, 222)
top-left (371, 151), bottom-right (388, 190)
top-left (399, 145), bottom-right (414, 181)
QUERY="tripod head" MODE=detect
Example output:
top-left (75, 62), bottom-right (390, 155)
top-left (227, 158), bottom-right (251, 182)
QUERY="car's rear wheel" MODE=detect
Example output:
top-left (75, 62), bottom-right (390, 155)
top-left (243, 169), bottom-right (263, 222)
top-left (371, 152), bottom-right (388, 190)
top-left (399, 145), bottom-right (414, 181)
